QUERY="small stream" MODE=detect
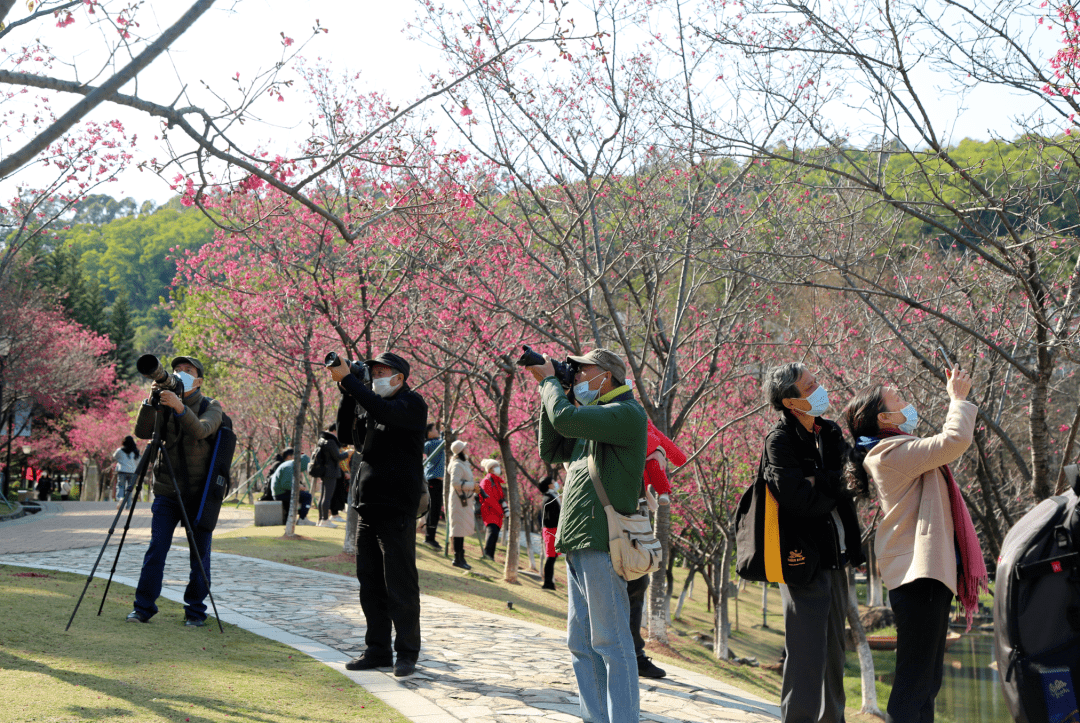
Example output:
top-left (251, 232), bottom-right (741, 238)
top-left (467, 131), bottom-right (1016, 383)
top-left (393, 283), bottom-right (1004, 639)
top-left (873, 633), bottom-right (1010, 723)
top-left (934, 634), bottom-right (1011, 723)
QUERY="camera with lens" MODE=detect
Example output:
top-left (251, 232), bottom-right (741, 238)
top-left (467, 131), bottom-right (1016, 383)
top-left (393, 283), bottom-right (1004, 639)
top-left (137, 354), bottom-right (185, 395)
top-left (324, 352), bottom-right (372, 388)
top-left (516, 345), bottom-right (578, 390)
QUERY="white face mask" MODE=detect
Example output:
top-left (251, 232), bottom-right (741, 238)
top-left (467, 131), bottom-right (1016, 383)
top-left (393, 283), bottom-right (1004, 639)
top-left (797, 385), bottom-right (829, 417)
top-left (573, 372), bottom-right (605, 405)
top-left (175, 371), bottom-right (197, 393)
top-left (895, 404), bottom-right (918, 434)
top-left (372, 375), bottom-right (401, 398)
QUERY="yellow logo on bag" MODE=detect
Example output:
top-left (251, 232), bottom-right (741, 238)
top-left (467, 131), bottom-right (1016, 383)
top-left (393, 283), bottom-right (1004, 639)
top-left (787, 550), bottom-right (806, 566)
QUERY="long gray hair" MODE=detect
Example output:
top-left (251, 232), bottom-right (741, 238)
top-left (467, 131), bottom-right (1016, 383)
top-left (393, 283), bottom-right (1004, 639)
top-left (762, 363), bottom-right (807, 412)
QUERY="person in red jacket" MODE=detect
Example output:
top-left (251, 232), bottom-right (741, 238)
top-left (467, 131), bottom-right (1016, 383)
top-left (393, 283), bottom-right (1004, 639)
top-left (478, 458), bottom-right (508, 561)
top-left (644, 417), bottom-right (687, 506)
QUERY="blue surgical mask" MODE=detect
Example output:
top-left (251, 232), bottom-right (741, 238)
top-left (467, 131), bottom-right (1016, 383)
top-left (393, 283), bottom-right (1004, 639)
top-left (799, 385), bottom-right (829, 417)
top-left (175, 371), bottom-right (196, 392)
top-left (896, 404), bottom-right (918, 434)
top-left (573, 373), bottom-right (604, 405)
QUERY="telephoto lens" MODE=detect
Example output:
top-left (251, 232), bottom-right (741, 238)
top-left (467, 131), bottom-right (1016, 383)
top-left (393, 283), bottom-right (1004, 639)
top-left (136, 354), bottom-right (184, 394)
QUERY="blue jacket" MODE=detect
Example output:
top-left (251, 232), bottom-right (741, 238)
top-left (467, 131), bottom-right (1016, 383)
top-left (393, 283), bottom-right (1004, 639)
top-left (424, 438), bottom-right (446, 479)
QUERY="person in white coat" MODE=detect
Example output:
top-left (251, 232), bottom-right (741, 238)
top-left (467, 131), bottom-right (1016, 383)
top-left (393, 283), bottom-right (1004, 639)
top-left (446, 439), bottom-right (477, 570)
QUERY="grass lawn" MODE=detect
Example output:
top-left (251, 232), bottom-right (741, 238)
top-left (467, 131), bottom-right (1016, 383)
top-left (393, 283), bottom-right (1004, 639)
top-left (211, 521), bottom-right (898, 721)
top-left (0, 565), bottom-right (408, 723)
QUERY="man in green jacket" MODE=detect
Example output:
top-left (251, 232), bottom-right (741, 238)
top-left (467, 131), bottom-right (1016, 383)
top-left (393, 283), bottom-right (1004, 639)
top-left (128, 356), bottom-right (223, 627)
top-left (524, 348), bottom-right (646, 723)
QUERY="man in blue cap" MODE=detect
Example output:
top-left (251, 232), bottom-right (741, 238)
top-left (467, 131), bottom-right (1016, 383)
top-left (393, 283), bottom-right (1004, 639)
top-left (328, 350), bottom-right (428, 677)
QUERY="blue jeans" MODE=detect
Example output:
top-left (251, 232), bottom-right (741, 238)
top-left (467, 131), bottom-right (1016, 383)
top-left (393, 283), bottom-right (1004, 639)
top-left (565, 549), bottom-right (639, 723)
top-left (133, 495), bottom-right (213, 622)
top-left (117, 472), bottom-right (137, 508)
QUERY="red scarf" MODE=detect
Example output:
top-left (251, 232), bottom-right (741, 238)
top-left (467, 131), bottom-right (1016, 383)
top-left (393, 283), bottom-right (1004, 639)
top-left (877, 430), bottom-right (988, 631)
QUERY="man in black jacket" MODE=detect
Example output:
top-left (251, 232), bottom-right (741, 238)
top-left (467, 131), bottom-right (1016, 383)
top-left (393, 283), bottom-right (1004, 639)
top-left (761, 362), bottom-right (864, 723)
top-left (329, 351), bottom-right (427, 678)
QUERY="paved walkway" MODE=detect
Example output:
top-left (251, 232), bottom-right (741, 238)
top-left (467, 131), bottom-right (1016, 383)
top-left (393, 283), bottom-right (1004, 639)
top-left (1, 502), bottom-right (779, 723)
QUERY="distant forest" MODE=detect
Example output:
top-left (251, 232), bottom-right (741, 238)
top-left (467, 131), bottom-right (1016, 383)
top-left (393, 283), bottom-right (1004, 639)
top-left (26, 194), bottom-right (213, 377)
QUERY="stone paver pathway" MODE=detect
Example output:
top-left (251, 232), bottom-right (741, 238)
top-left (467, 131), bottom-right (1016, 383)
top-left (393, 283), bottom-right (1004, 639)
top-left (2, 504), bottom-right (779, 723)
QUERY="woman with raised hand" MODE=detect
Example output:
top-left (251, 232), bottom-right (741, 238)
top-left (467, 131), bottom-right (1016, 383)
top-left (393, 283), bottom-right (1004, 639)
top-left (844, 366), bottom-right (987, 723)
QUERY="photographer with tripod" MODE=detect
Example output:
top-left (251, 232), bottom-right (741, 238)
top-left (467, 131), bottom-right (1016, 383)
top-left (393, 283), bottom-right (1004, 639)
top-left (126, 356), bottom-right (223, 627)
top-left (327, 350), bottom-right (427, 678)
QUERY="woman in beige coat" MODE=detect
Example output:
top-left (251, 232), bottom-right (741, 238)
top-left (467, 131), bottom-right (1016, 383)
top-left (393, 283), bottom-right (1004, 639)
top-left (843, 367), bottom-right (987, 723)
top-left (447, 439), bottom-right (476, 570)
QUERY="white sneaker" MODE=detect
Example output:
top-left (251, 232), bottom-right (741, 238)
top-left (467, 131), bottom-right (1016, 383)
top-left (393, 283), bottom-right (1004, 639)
top-left (331, 515), bottom-right (344, 522)
top-left (297, 519), bottom-right (315, 526)
top-left (317, 520), bottom-right (337, 528)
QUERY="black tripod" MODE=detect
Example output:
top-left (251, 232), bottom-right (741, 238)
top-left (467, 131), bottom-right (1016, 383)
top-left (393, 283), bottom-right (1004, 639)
top-left (67, 393), bottom-right (223, 633)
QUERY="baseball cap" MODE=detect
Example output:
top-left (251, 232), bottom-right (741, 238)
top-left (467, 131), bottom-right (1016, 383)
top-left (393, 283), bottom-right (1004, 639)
top-left (171, 356), bottom-right (205, 377)
top-left (366, 351), bottom-right (410, 381)
top-left (567, 348), bottom-right (626, 385)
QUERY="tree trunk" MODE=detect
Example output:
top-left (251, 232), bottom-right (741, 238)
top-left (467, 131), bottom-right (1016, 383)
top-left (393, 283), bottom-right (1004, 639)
top-left (674, 566), bottom-right (698, 620)
top-left (1030, 366), bottom-right (1053, 500)
top-left (761, 582), bottom-right (769, 628)
top-left (647, 503), bottom-right (671, 643)
top-left (285, 334), bottom-right (316, 538)
top-left (846, 567), bottom-right (884, 718)
top-left (523, 523), bottom-right (537, 572)
top-left (867, 540), bottom-right (883, 607)
top-left (497, 368), bottom-right (520, 583)
top-left (713, 534), bottom-right (733, 660)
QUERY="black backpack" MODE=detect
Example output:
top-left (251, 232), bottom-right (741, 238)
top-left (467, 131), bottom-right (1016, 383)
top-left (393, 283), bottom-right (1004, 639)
top-left (190, 397), bottom-right (237, 532)
top-left (308, 439), bottom-right (329, 479)
top-left (994, 464), bottom-right (1080, 723)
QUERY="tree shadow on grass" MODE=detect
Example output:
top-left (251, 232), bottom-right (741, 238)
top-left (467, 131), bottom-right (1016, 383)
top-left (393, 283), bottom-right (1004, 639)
top-left (419, 564), bottom-right (568, 622)
top-left (0, 648), bottom-right (286, 723)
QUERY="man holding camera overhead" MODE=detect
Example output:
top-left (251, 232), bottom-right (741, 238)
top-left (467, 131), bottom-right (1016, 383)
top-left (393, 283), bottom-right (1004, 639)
top-left (523, 348), bottom-right (647, 723)
top-left (328, 350), bottom-right (427, 678)
top-left (127, 356), bottom-right (223, 627)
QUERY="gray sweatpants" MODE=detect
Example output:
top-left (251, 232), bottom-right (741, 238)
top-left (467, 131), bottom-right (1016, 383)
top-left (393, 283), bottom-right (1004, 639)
top-left (779, 568), bottom-right (848, 723)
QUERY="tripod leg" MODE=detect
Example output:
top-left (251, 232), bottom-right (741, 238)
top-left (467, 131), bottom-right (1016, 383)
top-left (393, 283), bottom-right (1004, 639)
top-left (97, 455), bottom-right (153, 616)
top-left (68, 413), bottom-right (162, 630)
top-left (157, 440), bottom-right (224, 634)
top-left (66, 497), bottom-right (131, 631)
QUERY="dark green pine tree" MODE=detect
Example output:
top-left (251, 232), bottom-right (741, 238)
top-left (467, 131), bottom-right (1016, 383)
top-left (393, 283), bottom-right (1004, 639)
top-left (108, 293), bottom-right (137, 378)
top-left (75, 279), bottom-right (109, 336)
top-left (37, 247), bottom-right (86, 320)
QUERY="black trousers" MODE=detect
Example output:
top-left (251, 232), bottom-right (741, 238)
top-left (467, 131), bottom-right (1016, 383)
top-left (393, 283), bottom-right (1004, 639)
top-left (484, 523), bottom-right (501, 558)
top-left (453, 536), bottom-right (465, 563)
top-left (318, 476), bottom-right (338, 521)
top-left (356, 512), bottom-right (422, 660)
top-left (330, 477), bottom-right (348, 516)
top-left (626, 574), bottom-right (649, 657)
top-left (887, 577), bottom-right (954, 723)
top-left (425, 478), bottom-right (443, 541)
top-left (275, 491), bottom-right (291, 525)
top-left (779, 568), bottom-right (848, 723)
